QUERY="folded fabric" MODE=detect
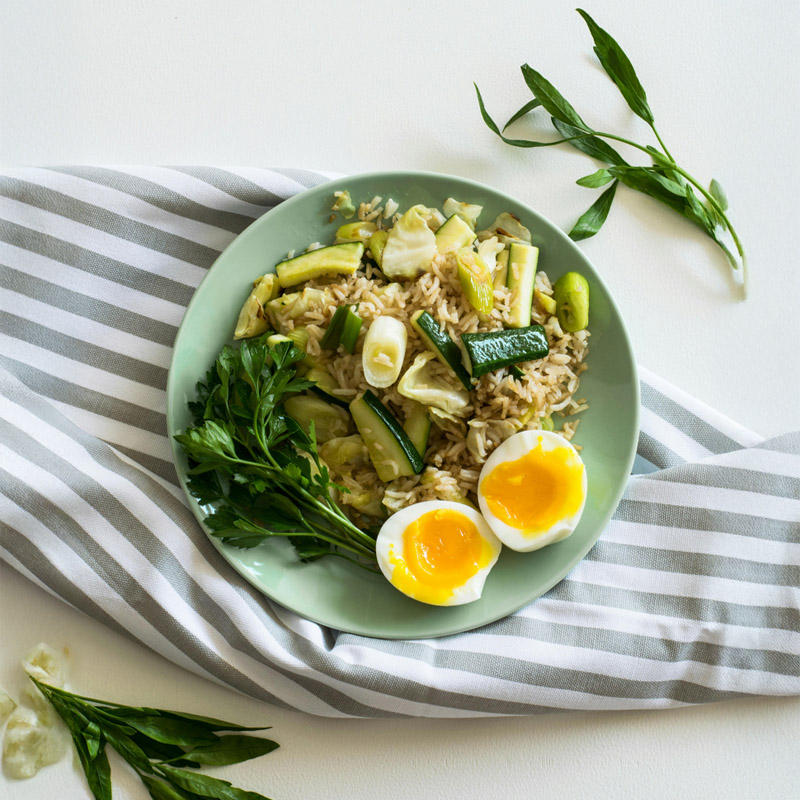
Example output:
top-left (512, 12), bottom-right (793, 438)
top-left (0, 166), bottom-right (798, 718)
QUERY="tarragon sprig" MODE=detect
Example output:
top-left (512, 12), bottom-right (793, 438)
top-left (475, 8), bottom-right (747, 298)
top-left (31, 677), bottom-right (279, 800)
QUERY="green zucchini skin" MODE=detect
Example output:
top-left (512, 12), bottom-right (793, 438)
top-left (461, 326), bottom-right (549, 378)
top-left (349, 391), bottom-right (424, 481)
top-left (275, 242), bottom-right (364, 288)
top-left (402, 403), bottom-right (431, 457)
top-left (411, 310), bottom-right (473, 391)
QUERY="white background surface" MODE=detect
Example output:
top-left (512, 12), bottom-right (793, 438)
top-left (2, 1), bottom-right (799, 798)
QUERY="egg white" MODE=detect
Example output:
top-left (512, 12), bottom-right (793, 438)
top-left (375, 500), bottom-right (502, 606)
top-left (477, 429), bottom-right (587, 552)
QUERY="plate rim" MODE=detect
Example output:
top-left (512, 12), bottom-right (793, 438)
top-left (166, 169), bottom-right (640, 639)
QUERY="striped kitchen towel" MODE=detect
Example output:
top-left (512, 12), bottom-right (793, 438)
top-left (0, 166), bottom-right (798, 718)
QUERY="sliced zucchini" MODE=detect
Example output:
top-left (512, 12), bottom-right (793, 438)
top-left (506, 242), bottom-right (539, 328)
top-left (275, 242), bottom-right (364, 288)
top-left (410, 310), bottom-right (473, 391)
top-left (402, 402), bottom-right (431, 458)
top-left (509, 364), bottom-right (525, 380)
top-left (461, 325), bottom-right (549, 378)
top-left (305, 366), bottom-right (350, 409)
top-left (349, 391), bottom-right (424, 482)
top-left (435, 214), bottom-right (477, 254)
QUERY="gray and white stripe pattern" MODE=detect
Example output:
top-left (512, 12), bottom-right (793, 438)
top-left (1, 167), bottom-right (798, 718)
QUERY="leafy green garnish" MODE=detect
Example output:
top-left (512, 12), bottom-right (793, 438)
top-left (475, 8), bottom-right (747, 297)
top-left (31, 677), bottom-right (278, 800)
top-left (176, 335), bottom-right (378, 565)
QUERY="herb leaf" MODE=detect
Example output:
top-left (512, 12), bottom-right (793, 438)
top-left (520, 64), bottom-right (591, 130)
top-left (551, 118), bottom-right (628, 166)
top-left (32, 677), bottom-right (278, 800)
top-left (475, 84), bottom-right (587, 148)
top-left (185, 735), bottom-right (280, 767)
top-left (576, 8), bottom-right (654, 124)
top-left (502, 98), bottom-right (541, 131)
top-left (576, 169), bottom-right (614, 188)
top-left (158, 765), bottom-right (272, 800)
top-left (709, 178), bottom-right (728, 211)
top-left (569, 180), bottom-right (619, 241)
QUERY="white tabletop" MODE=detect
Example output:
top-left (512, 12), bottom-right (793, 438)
top-left (2, 1), bottom-right (799, 798)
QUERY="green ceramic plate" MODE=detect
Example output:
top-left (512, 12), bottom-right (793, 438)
top-left (166, 171), bottom-right (639, 639)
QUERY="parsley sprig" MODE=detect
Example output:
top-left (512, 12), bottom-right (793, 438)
top-left (31, 677), bottom-right (279, 800)
top-left (175, 336), bottom-right (378, 566)
top-left (475, 8), bottom-right (747, 297)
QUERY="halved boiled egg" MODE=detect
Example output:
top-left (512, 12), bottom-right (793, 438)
top-left (477, 430), bottom-right (587, 552)
top-left (375, 500), bottom-right (502, 606)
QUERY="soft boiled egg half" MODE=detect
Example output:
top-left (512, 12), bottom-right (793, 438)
top-left (477, 430), bottom-right (587, 552)
top-left (375, 501), bottom-right (502, 606)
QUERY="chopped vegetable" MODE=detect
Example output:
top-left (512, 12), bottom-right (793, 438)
top-left (476, 236), bottom-right (504, 275)
top-left (335, 221), bottom-right (377, 244)
top-left (284, 394), bottom-right (352, 443)
top-left (540, 415), bottom-right (555, 431)
top-left (435, 214), bottom-right (477, 253)
top-left (339, 306), bottom-right (363, 354)
top-left (266, 286), bottom-right (330, 320)
top-left (233, 274), bottom-right (280, 340)
top-left (443, 197), bottom-right (483, 229)
top-left (0, 691), bottom-right (16, 726)
top-left (461, 325), bottom-right (549, 377)
top-left (305, 366), bottom-right (349, 408)
top-left (275, 242), bottom-right (364, 288)
top-left (456, 247), bottom-right (494, 313)
top-left (480, 211), bottom-right (532, 244)
top-left (534, 288), bottom-right (557, 315)
top-left (553, 271), bottom-right (590, 331)
top-left (320, 305), bottom-right (350, 349)
top-left (380, 205), bottom-right (436, 279)
top-left (349, 391), bottom-right (424, 481)
top-left (506, 242), bottom-right (539, 327)
top-left (332, 190), bottom-right (356, 219)
top-left (509, 364), bottom-right (525, 380)
top-left (368, 229), bottom-right (389, 266)
top-left (429, 407), bottom-right (467, 436)
top-left (319, 434), bottom-right (370, 471)
top-left (410, 310), bottom-right (472, 390)
top-left (362, 316), bottom-right (407, 388)
top-left (397, 351), bottom-right (470, 416)
top-left (402, 401), bottom-right (431, 457)
top-left (493, 248), bottom-right (509, 289)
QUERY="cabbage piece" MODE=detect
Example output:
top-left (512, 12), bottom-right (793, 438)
top-left (477, 211), bottom-right (533, 246)
top-left (443, 197), bottom-right (483, 229)
top-left (380, 205), bottom-right (436, 280)
top-left (466, 422), bottom-right (488, 461)
top-left (398, 352), bottom-right (470, 416)
top-left (284, 394), bottom-right (352, 443)
top-left (266, 287), bottom-right (330, 321)
top-left (22, 643), bottom-right (65, 688)
top-left (368, 230), bottom-right (389, 266)
top-left (429, 407), bottom-right (467, 436)
top-left (233, 274), bottom-right (280, 340)
top-left (419, 206), bottom-right (446, 232)
top-left (346, 491), bottom-right (386, 518)
top-left (476, 236), bottom-right (504, 276)
top-left (319, 435), bottom-right (370, 471)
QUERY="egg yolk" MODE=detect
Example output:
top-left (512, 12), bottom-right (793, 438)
top-left (388, 508), bottom-right (493, 605)
top-left (481, 441), bottom-right (584, 534)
